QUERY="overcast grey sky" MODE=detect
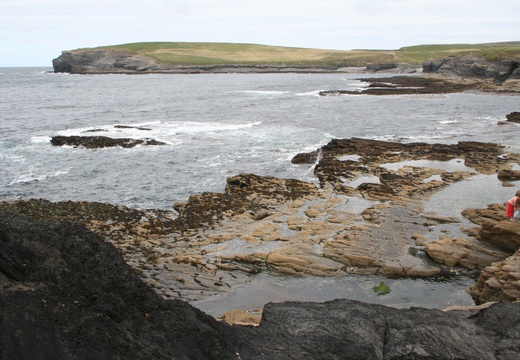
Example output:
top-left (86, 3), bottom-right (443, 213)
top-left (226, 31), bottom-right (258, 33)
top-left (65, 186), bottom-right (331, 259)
top-left (1, 0), bottom-right (518, 67)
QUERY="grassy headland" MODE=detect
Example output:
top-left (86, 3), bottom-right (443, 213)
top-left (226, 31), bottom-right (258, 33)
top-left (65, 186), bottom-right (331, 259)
top-left (90, 41), bottom-right (520, 66)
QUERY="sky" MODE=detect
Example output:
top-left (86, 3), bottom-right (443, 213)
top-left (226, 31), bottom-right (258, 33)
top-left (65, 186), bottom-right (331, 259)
top-left (1, 0), bottom-right (519, 67)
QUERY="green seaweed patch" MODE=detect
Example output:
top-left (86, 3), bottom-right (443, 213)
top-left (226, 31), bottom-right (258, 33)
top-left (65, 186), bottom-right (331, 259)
top-left (373, 282), bottom-right (391, 296)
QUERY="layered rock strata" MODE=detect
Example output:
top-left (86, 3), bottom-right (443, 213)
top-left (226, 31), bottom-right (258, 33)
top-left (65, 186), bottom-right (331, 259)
top-left (423, 55), bottom-right (520, 81)
top-left (3, 138), bottom-right (520, 308)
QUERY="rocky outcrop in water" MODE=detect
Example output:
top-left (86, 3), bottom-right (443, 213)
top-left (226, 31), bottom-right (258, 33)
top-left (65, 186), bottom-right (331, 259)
top-left (319, 74), bottom-right (520, 95)
top-left (2, 212), bottom-right (520, 359)
top-left (51, 135), bottom-right (166, 148)
top-left (319, 76), bottom-right (478, 96)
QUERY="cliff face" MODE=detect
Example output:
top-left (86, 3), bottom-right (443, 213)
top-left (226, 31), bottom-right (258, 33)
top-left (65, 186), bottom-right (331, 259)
top-left (52, 49), bottom-right (160, 74)
top-left (2, 212), bottom-right (520, 359)
top-left (423, 55), bottom-right (520, 81)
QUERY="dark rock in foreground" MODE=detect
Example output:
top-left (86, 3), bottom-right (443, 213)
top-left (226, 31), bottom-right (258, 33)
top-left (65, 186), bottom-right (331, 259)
top-left (51, 135), bottom-right (166, 148)
top-left (0, 212), bottom-right (235, 359)
top-left (2, 212), bottom-right (520, 359)
top-left (233, 301), bottom-right (520, 360)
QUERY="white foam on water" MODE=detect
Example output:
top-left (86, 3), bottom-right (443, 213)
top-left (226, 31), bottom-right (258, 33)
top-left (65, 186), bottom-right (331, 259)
top-left (31, 136), bottom-right (52, 143)
top-left (54, 120), bottom-right (262, 146)
top-left (9, 168), bottom-right (70, 185)
top-left (229, 90), bottom-right (291, 96)
top-left (295, 90), bottom-right (322, 97)
top-left (438, 119), bottom-right (459, 125)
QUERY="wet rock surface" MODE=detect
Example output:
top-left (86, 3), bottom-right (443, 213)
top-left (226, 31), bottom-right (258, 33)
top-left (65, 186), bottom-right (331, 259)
top-left (3, 138), bottom-right (520, 310)
top-left (319, 74), bottom-right (520, 95)
top-left (2, 212), bottom-right (520, 359)
top-left (458, 203), bottom-right (520, 304)
top-left (319, 76), bottom-right (476, 96)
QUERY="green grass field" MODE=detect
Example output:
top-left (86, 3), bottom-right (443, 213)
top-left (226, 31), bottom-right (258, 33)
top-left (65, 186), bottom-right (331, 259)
top-left (80, 41), bottom-right (520, 66)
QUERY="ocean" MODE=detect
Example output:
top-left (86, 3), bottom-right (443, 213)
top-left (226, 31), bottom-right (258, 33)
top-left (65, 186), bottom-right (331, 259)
top-left (2, 67), bottom-right (520, 312)
top-left (2, 67), bottom-right (520, 209)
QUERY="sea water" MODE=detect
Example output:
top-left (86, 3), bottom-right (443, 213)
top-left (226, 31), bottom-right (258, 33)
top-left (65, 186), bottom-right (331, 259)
top-left (2, 67), bottom-right (520, 209)
top-left (2, 67), bottom-right (520, 311)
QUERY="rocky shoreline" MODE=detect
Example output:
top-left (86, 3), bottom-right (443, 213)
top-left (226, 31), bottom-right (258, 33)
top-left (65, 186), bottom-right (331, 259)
top-left (2, 212), bottom-right (519, 359)
top-left (3, 139), bottom-right (520, 306)
top-left (2, 136), bottom-right (520, 358)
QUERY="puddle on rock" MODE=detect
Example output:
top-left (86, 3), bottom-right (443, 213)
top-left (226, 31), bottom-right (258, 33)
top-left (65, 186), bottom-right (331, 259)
top-left (381, 158), bottom-right (476, 173)
top-left (343, 175), bottom-right (380, 188)
top-left (191, 272), bottom-right (476, 317)
top-left (202, 238), bottom-right (284, 257)
top-left (337, 154), bottom-right (362, 162)
top-left (423, 174), bottom-right (520, 218)
top-left (192, 159), bottom-right (515, 319)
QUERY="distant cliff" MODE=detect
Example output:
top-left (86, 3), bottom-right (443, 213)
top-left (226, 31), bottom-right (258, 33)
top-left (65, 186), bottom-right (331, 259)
top-left (52, 48), bottom-right (351, 74)
top-left (423, 56), bottom-right (520, 82)
top-left (53, 48), bottom-right (520, 81)
top-left (52, 42), bottom-right (520, 79)
top-left (51, 45), bottom-right (421, 74)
